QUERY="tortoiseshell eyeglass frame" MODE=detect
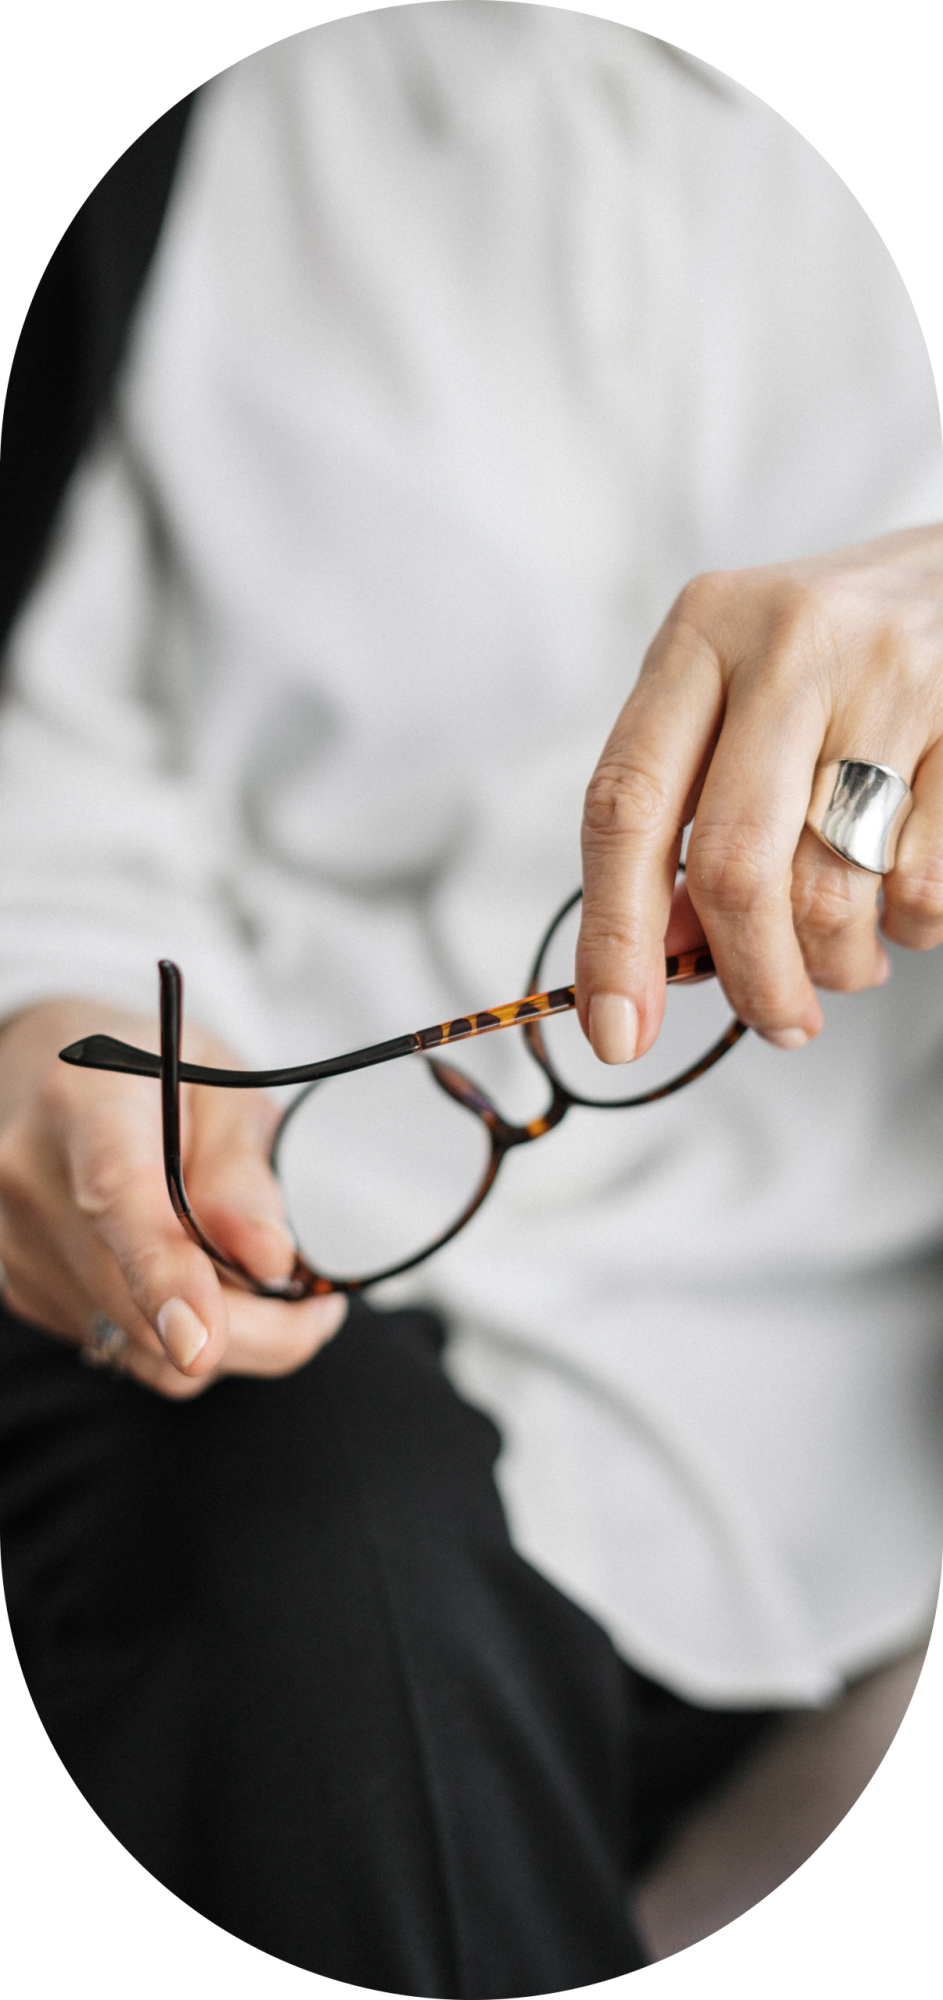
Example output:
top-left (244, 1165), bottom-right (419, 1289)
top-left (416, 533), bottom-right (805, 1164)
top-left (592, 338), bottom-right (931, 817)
top-left (59, 888), bottom-right (747, 1297)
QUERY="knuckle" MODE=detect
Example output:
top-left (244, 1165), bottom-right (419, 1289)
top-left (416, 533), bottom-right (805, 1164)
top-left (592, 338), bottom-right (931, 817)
top-left (74, 1149), bottom-right (153, 1224)
top-left (740, 578), bottom-right (840, 699)
top-left (72, 1141), bottom-right (131, 1217)
top-left (120, 1239), bottom-right (181, 1305)
top-left (763, 575), bottom-right (828, 648)
top-left (687, 825), bottom-right (781, 914)
top-left (583, 760), bottom-right (671, 842)
top-left (793, 865), bottom-right (870, 941)
top-left (122, 1241), bottom-right (161, 1293)
top-left (672, 569), bottom-right (734, 631)
top-left (577, 912), bottom-right (639, 963)
top-left (772, 575), bottom-right (821, 631)
top-left (887, 854), bottom-right (943, 933)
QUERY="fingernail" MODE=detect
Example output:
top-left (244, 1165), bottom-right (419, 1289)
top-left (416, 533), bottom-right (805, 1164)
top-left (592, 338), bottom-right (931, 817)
top-left (763, 1027), bottom-right (810, 1051)
top-left (588, 994), bottom-right (639, 1065)
top-left (156, 1297), bottom-right (209, 1369)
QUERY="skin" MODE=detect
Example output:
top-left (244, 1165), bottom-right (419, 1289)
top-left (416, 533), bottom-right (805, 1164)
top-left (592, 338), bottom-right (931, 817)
top-left (577, 525), bottom-right (943, 1062)
top-left (0, 998), bottom-right (346, 1398)
top-left (2, 524), bottom-right (942, 1394)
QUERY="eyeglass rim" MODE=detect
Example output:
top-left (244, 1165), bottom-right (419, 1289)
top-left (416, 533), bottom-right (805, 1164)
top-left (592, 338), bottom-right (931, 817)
top-left (160, 960), bottom-right (517, 1299)
top-left (60, 886), bottom-right (748, 1297)
top-left (270, 1054), bottom-right (511, 1294)
top-left (522, 886), bottom-right (747, 1110)
top-left (263, 889), bottom-right (747, 1289)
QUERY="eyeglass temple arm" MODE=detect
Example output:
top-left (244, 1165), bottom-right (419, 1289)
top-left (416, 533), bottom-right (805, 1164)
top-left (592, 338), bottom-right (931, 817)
top-left (157, 960), bottom-right (230, 1256)
top-left (58, 946), bottom-right (716, 1088)
top-left (156, 961), bottom-right (316, 1295)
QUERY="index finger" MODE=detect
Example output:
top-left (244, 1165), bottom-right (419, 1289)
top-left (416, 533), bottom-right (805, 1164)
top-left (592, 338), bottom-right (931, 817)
top-left (64, 1076), bottom-right (230, 1375)
top-left (577, 613), bottom-right (723, 1061)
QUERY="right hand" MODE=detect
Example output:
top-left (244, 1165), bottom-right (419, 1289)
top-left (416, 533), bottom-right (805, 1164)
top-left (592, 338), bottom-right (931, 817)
top-left (0, 997), bottom-right (346, 1399)
top-left (577, 526), bottom-right (943, 1062)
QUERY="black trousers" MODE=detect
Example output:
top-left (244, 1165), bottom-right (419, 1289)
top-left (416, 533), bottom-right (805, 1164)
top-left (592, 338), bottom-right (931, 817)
top-left (0, 1299), bottom-right (773, 1996)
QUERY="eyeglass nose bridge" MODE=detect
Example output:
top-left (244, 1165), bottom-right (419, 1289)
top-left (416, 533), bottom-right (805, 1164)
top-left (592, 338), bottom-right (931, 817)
top-left (154, 893), bottom-right (744, 1299)
top-left (426, 1052), bottom-right (572, 1148)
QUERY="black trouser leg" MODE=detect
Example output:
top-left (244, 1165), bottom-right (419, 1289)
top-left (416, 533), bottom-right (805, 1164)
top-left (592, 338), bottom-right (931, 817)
top-left (0, 1298), bottom-right (647, 1996)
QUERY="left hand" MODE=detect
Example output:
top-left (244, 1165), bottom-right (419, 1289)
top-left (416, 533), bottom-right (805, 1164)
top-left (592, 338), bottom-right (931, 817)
top-left (577, 523), bottom-right (943, 1061)
top-left (0, 997), bottom-right (346, 1399)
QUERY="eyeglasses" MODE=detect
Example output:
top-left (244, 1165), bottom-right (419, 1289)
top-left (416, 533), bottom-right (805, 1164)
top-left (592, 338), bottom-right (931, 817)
top-left (59, 888), bottom-right (746, 1297)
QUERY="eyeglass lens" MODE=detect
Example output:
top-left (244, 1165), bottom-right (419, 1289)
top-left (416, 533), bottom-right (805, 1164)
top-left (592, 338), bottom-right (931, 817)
top-left (271, 888), bottom-right (740, 1287)
top-left (273, 1055), bottom-right (493, 1282)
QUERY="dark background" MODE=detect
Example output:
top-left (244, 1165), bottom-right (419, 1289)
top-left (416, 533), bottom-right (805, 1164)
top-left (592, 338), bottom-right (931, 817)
top-left (0, 11), bottom-right (935, 1984)
top-left (3, 1600), bottom-right (935, 1992)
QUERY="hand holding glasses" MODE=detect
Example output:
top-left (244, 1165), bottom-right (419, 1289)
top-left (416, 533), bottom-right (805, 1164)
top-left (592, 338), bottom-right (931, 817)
top-left (59, 889), bottom-right (747, 1296)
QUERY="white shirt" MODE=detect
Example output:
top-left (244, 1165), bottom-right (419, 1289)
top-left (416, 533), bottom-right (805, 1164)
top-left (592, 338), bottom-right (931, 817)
top-left (2, 4), bottom-right (942, 1704)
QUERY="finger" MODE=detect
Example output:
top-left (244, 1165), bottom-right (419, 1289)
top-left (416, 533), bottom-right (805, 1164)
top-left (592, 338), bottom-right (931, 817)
top-left (119, 1285), bottom-right (346, 1397)
top-left (881, 736), bottom-right (943, 950)
top-left (49, 1061), bottom-right (337, 1383)
top-left (684, 672), bottom-right (826, 1044)
top-left (120, 1341), bottom-right (218, 1398)
top-left (578, 609), bottom-right (723, 1061)
top-left (65, 1087), bottom-right (230, 1377)
top-left (790, 825), bottom-right (889, 990)
top-left (0, 1111), bottom-right (141, 1345)
top-left (0, 1186), bottom-right (100, 1341)
top-left (51, 1194), bottom-right (344, 1390)
top-left (0, 1019), bottom-right (339, 1392)
top-left (0, 1162), bottom-right (172, 1386)
top-left (663, 878), bottom-right (708, 956)
top-left (183, 1086), bottom-right (297, 1284)
top-left (211, 1287), bottom-right (347, 1377)
top-left (2, 1193), bottom-right (345, 1398)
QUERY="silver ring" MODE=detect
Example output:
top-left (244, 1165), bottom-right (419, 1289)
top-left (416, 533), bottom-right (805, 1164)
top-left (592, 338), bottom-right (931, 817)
top-left (80, 1313), bottom-right (130, 1373)
top-left (806, 759), bottom-right (913, 874)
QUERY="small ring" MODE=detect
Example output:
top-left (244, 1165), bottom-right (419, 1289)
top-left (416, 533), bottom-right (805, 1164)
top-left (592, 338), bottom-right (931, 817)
top-left (806, 759), bottom-right (913, 874)
top-left (80, 1313), bottom-right (130, 1373)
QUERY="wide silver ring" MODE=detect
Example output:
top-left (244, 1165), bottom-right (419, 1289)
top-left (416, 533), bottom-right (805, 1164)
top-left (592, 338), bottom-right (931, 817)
top-left (806, 759), bottom-right (913, 874)
top-left (80, 1313), bottom-right (129, 1373)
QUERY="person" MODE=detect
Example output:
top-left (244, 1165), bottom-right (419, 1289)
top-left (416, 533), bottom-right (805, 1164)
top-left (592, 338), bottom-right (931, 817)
top-left (1, 6), bottom-right (942, 1990)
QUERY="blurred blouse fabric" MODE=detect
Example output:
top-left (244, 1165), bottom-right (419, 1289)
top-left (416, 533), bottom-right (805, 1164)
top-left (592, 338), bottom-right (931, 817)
top-left (1, 4), bottom-right (942, 1703)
